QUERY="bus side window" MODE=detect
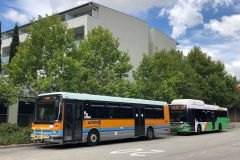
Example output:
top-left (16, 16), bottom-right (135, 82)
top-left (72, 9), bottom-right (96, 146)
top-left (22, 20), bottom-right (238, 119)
top-left (145, 106), bottom-right (154, 118)
top-left (155, 106), bottom-right (164, 119)
top-left (202, 111), bottom-right (206, 122)
top-left (121, 105), bottom-right (133, 118)
top-left (206, 111), bottom-right (212, 122)
top-left (108, 103), bottom-right (121, 119)
top-left (92, 102), bottom-right (108, 118)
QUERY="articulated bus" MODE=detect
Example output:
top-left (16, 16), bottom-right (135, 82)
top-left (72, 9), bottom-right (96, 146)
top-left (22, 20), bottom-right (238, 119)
top-left (31, 92), bottom-right (170, 146)
top-left (169, 99), bottom-right (229, 135)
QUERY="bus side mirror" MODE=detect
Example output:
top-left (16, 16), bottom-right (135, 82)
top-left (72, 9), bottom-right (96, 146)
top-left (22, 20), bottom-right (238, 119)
top-left (55, 100), bottom-right (60, 108)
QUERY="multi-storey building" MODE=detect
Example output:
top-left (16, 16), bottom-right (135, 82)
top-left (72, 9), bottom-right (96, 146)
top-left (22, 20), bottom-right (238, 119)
top-left (0, 2), bottom-right (179, 125)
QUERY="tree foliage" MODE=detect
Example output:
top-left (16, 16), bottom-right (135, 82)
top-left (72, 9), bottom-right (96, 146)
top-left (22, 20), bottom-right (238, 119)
top-left (5, 14), bottom-right (76, 98)
top-left (133, 49), bottom-right (200, 103)
top-left (0, 21), bottom-right (2, 73)
top-left (67, 26), bottom-right (134, 97)
top-left (185, 46), bottom-right (239, 107)
top-left (9, 23), bottom-right (19, 63)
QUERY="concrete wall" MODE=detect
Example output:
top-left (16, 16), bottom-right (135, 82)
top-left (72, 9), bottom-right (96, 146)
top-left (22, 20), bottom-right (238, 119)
top-left (228, 107), bottom-right (240, 122)
top-left (7, 101), bottom-right (19, 124)
top-left (88, 6), bottom-right (149, 70)
top-left (67, 15), bottom-right (88, 33)
top-left (149, 28), bottom-right (177, 56)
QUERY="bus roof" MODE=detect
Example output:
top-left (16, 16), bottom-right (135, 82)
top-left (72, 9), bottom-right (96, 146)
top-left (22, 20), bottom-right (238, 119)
top-left (170, 99), bottom-right (227, 111)
top-left (38, 92), bottom-right (168, 106)
top-left (204, 104), bottom-right (228, 111)
top-left (171, 99), bottom-right (205, 106)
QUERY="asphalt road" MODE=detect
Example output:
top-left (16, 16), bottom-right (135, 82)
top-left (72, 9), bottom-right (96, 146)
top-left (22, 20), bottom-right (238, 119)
top-left (1, 127), bottom-right (240, 160)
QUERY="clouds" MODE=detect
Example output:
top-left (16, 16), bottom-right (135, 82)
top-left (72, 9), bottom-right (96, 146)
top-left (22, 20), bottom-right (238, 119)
top-left (159, 0), bottom-right (235, 39)
top-left (1, 0), bottom-right (52, 25)
top-left (204, 14), bottom-right (240, 39)
top-left (225, 61), bottom-right (240, 79)
top-left (5, 0), bottom-right (52, 17)
top-left (2, 8), bottom-right (29, 25)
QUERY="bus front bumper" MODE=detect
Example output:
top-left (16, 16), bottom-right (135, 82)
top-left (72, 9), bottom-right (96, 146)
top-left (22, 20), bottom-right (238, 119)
top-left (31, 134), bottom-right (63, 144)
top-left (43, 135), bottom-right (63, 144)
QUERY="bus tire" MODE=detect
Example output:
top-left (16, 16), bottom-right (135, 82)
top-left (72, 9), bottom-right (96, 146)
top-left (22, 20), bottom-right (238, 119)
top-left (196, 125), bottom-right (201, 135)
top-left (146, 128), bottom-right (154, 140)
top-left (218, 124), bottom-right (222, 132)
top-left (177, 132), bottom-right (180, 135)
top-left (87, 130), bottom-right (99, 146)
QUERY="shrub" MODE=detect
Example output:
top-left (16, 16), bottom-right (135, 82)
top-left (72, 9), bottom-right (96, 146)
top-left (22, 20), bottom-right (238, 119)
top-left (0, 123), bottom-right (31, 145)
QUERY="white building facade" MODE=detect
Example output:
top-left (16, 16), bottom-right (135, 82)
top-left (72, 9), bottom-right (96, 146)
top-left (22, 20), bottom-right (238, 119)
top-left (0, 2), bottom-right (178, 125)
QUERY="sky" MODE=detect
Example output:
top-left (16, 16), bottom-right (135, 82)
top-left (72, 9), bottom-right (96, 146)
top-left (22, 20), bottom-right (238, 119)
top-left (0, 0), bottom-right (240, 80)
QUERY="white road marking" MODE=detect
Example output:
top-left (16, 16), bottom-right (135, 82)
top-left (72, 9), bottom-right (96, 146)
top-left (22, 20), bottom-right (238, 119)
top-left (110, 149), bottom-right (165, 156)
top-left (130, 150), bottom-right (165, 156)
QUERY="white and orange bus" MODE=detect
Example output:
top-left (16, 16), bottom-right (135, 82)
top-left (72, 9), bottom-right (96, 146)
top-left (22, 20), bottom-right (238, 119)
top-left (31, 92), bottom-right (170, 146)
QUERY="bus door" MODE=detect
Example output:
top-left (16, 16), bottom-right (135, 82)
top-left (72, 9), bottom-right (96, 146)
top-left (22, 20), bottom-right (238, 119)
top-left (134, 106), bottom-right (145, 136)
top-left (64, 102), bottom-right (83, 143)
top-left (211, 111), bottom-right (215, 129)
top-left (188, 108), bottom-right (195, 132)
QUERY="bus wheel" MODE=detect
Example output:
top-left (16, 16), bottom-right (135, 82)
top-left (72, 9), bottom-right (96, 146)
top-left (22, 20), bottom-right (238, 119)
top-left (177, 132), bottom-right (180, 135)
top-left (197, 125), bottom-right (201, 135)
top-left (87, 130), bottom-right (99, 146)
top-left (218, 124), bottom-right (222, 132)
top-left (146, 128), bottom-right (154, 140)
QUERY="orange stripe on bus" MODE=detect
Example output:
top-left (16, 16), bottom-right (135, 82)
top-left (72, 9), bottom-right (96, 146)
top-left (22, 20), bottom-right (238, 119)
top-left (204, 122), bottom-right (208, 131)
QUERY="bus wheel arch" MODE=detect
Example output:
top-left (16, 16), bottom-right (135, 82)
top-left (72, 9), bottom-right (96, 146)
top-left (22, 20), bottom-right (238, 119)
top-left (87, 129), bottom-right (99, 146)
top-left (218, 123), bottom-right (222, 132)
top-left (146, 126), bottom-right (154, 140)
top-left (196, 124), bottom-right (202, 135)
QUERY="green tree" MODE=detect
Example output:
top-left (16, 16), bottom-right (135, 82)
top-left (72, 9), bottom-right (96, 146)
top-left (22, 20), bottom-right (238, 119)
top-left (69, 26), bottom-right (133, 97)
top-left (0, 76), bottom-right (22, 105)
top-left (185, 46), bottom-right (239, 107)
top-left (9, 23), bottom-right (19, 63)
top-left (0, 21), bottom-right (2, 73)
top-left (133, 49), bottom-right (200, 103)
top-left (5, 14), bottom-right (77, 98)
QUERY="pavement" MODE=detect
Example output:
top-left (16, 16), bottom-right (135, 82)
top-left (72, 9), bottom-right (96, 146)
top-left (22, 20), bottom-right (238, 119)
top-left (0, 142), bottom-right (47, 149)
top-left (229, 122), bottom-right (240, 128)
top-left (1, 122), bottom-right (239, 149)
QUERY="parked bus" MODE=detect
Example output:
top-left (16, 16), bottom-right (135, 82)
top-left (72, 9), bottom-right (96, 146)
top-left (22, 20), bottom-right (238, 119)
top-left (169, 99), bottom-right (229, 135)
top-left (31, 92), bottom-right (170, 146)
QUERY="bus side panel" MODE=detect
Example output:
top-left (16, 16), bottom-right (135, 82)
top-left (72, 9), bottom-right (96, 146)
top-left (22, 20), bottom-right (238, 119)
top-left (145, 119), bottom-right (170, 136)
top-left (201, 118), bottom-right (229, 132)
top-left (164, 105), bottom-right (170, 125)
top-left (145, 105), bottom-right (170, 136)
top-left (201, 122), bottom-right (212, 131)
top-left (82, 119), bottom-right (134, 142)
top-left (216, 117), bottom-right (229, 130)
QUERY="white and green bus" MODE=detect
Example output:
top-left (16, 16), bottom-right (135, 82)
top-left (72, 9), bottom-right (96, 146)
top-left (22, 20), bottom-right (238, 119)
top-left (169, 99), bottom-right (229, 135)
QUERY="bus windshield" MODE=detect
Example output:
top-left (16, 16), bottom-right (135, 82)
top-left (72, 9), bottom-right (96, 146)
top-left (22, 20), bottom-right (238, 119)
top-left (34, 101), bottom-right (62, 124)
top-left (170, 110), bottom-right (187, 123)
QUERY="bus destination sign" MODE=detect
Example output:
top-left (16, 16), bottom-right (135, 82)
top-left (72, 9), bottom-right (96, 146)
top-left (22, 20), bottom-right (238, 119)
top-left (170, 105), bottom-right (185, 110)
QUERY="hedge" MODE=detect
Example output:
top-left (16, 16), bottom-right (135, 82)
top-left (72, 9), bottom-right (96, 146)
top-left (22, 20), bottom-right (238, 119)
top-left (0, 123), bottom-right (31, 145)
